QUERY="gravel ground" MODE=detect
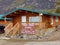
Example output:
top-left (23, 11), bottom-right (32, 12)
top-left (0, 28), bottom-right (60, 45)
top-left (0, 40), bottom-right (60, 45)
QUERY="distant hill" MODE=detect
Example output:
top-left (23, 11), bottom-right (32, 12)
top-left (0, 0), bottom-right (59, 14)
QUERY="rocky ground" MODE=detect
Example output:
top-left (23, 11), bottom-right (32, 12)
top-left (0, 39), bottom-right (60, 45)
top-left (0, 28), bottom-right (60, 45)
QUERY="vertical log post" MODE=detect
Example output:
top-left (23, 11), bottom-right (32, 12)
top-left (4, 17), bottom-right (7, 26)
top-left (39, 13), bottom-right (43, 30)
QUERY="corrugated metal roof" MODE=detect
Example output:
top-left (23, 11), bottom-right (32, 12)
top-left (2, 8), bottom-right (60, 16)
top-left (0, 8), bottom-right (60, 21)
top-left (0, 15), bottom-right (12, 20)
top-left (0, 0), bottom-right (59, 20)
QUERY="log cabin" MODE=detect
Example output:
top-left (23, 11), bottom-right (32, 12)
top-left (2, 8), bottom-right (60, 37)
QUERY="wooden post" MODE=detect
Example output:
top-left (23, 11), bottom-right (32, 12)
top-left (26, 15), bottom-right (29, 24)
top-left (4, 17), bottom-right (7, 26)
top-left (5, 17), bottom-right (7, 22)
top-left (39, 13), bottom-right (43, 29)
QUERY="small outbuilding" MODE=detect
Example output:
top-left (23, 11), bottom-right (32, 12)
top-left (2, 8), bottom-right (60, 36)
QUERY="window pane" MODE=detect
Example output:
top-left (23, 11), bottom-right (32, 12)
top-left (22, 16), bottom-right (26, 22)
top-left (56, 16), bottom-right (58, 22)
top-left (51, 16), bottom-right (53, 25)
top-left (29, 16), bottom-right (40, 22)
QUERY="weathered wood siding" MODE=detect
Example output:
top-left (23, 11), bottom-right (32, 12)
top-left (0, 21), bottom-right (11, 26)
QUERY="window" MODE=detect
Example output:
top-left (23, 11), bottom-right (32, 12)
top-left (56, 16), bottom-right (58, 22)
top-left (22, 16), bottom-right (26, 22)
top-left (51, 16), bottom-right (54, 25)
top-left (29, 16), bottom-right (40, 22)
